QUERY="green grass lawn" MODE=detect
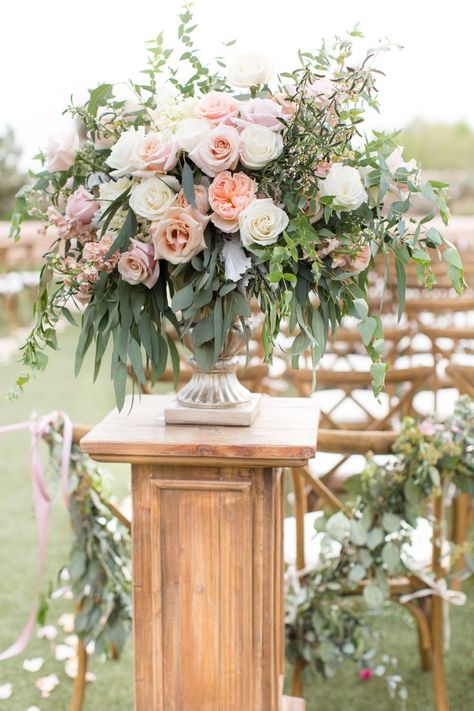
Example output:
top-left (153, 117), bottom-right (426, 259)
top-left (0, 327), bottom-right (473, 710)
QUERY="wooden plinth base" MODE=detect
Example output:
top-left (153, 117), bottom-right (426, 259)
top-left (164, 393), bottom-right (261, 426)
top-left (80, 395), bottom-right (319, 711)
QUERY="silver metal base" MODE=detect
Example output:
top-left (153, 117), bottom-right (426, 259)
top-left (165, 393), bottom-right (261, 427)
top-left (176, 356), bottom-right (252, 409)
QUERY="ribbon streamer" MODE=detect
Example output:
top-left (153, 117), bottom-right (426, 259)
top-left (400, 573), bottom-right (466, 652)
top-left (0, 412), bottom-right (72, 661)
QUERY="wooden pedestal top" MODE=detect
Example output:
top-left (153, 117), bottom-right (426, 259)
top-left (80, 394), bottom-right (319, 467)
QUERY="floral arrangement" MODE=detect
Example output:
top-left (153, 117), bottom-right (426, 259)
top-left (286, 396), bottom-right (473, 697)
top-left (10, 6), bottom-right (464, 406)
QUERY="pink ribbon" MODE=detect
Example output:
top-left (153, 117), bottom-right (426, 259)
top-left (0, 412), bottom-right (73, 661)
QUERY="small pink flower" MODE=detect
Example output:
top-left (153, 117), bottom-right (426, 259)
top-left (344, 243), bottom-right (371, 273)
top-left (419, 420), bottom-right (437, 436)
top-left (118, 239), bottom-right (160, 288)
top-left (65, 187), bottom-right (99, 226)
top-left (194, 91), bottom-right (240, 126)
top-left (234, 98), bottom-right (285, 132)
top-left (306, 77), bottom-right (336, 108)
top-left (358, 668), bottom-right (374, 681)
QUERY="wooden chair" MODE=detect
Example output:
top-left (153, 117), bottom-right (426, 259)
top-left (445, 365), bottom-right (474, 592)
top-left (288, 428), bottom-right (454, 711)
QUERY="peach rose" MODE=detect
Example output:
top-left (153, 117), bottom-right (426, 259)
top-left (118, 239), bottom-right (160, 288)
top-left (344, 243), bottom-right (371, 273)
top-left (194, 91), bottom-right (240, 126)
top-left (65, 186), bottom-right (99, 225)
top-left (131, 131), bottom-right (178, 176)
top-left (234, 98), bottom-right (284, 132)
top-left (175, 185), bottom-right (210, 215)
top-left (151, 206), bottom-right (209, 264)
top-left (208, 171), bottom-right (256, 233)
top-left (188, 125), bottom-right (240, 178)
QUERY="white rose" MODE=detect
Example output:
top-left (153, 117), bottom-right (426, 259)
top-left (98, 177), bottom-right (133, 204)
top-left (238, 198), bottom-right (289, 248)
top-left (129, 176), bottom-right (178, 220)
top-left (227, 50), bottom-right (274, 88)
top-left (106, 126), bottom-right (144, 177)
top-left (176, 118), bottom-right (212, 153)
top-left (319, 164), bottom-right (367, 211)
top-left (239, 125), bottom-right (283, 170)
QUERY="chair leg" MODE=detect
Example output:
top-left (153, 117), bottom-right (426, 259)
top-left (291, 655), bottom-right (305, 698)
top-left (451, 493), bottom-right (469, 592)
top-left (402, 600), bottom-right (432, 671)
top-left (431, 493), bottom-right (450, 711)
top-left (290, 469), bottom-right (307, 572)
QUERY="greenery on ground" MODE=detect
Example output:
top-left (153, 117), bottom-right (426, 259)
top-left (0, 327), bottom-right (473, 709)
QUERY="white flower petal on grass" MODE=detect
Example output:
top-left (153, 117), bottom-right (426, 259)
top-left (220, 237), bottom-right (252, 282)
top-left (58, 613), bottom-right (75, 633)
top-left (23, 657), bottom-right (44, 673)
top-left (26, 706), bottom-right (41, 711)
top-left (64, 635), bottom-right (79, 649)
top-left (0, 683), bottom-right (12, 699)
top-left (64, 658), bottom-right (97, 682)
top-left (55, 644), bottom-right (76, 661)
top-left (35, 674), bottom-right (60, 698)
top-left (37, 626), bottom-right (58, 641)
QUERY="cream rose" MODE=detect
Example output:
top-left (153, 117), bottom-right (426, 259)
top-left (188, 125), bottom-right (240, 178)
top-left (131, 131), bottom-right (178, 177)
top-left (238, 198), bottom-right (289, 248)
top-left (106, 126), bottom-right (144, 177)
top-left (175, 118), bottom-right (212, 153)
top-left (239, 125), bottom-right (283, 170)
top-left (129, 176), bottom-right (178, 220)
top-left (227, 50), bottom-right (274, 88)
top-left (151, 206), bottom-right (208, 264)
top-left (319, 164), bottom-right (367, 211)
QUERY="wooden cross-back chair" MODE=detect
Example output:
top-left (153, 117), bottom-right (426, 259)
top-left (288, 428), bottom-right (454, 711)
top-left (287, 365), bottom-right (433, 432)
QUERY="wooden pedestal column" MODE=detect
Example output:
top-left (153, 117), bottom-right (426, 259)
top-left (81, 395), bottom-right (319, 711)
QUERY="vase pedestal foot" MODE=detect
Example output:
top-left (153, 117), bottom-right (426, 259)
top-left (164, 393), bottom-right (262, 426)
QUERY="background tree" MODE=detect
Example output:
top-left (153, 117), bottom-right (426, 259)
top-left (0, 127), bottom-right (25, 219)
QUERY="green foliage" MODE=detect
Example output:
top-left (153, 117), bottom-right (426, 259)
top-left (286, 397), bottom-right (474, 701)
top-left (44, 421), bottom-right (132, 657)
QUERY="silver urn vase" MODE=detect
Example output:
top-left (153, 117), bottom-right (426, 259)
top-left (177, 320), bottom-right (252, 409)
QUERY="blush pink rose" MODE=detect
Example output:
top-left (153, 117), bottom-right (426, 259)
top-left (344, 243), bottom-right (371, 273)
top-left (150, 206), bottom-right (209, 264)
top-left (208, 171), bottom-right (257, 233)
top-left (189, 125), bottom-right (241, 178)
top-left (234, 98), bottom-right (285, 132)
top-left (46, 127), bottom-right (81, 172)
top-left (175, 185), bottom-right (210, 215)
top-left (194, 91), bottom-right (240, 126)
top-left (118, 239), bottom-right (160, 288)
top-left (419, 420), bottom-right (437, 436)
top-left (306, 77), bottom-right (336, 108)
top-left (131, 132), bottom-right (179, 176)
top-left (65, 186), bottom-right (99, 225)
